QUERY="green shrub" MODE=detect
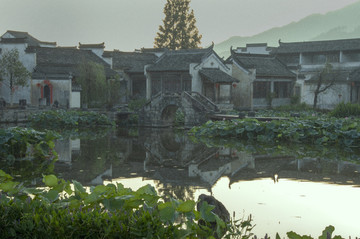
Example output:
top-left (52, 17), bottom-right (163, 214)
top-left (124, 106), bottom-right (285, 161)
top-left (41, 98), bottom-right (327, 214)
top-left (29, 110), bottom-right (115, 128)
top-left (175, 109), bottom-right (185, 126)
top-left (330, 102), bottom-right (360, 117)
top-left (128, 98), bottom-right (147, 112)
top-left (0, 171), bottom-right (253, 239)
top-left (0, 127), bottom-right (58, 161)
top-left (0, 171), bottom-right (345, 238)
top-left (290, 95), bottom-right (300, 105)
top-left (189, 117), bottom-right (360, 147)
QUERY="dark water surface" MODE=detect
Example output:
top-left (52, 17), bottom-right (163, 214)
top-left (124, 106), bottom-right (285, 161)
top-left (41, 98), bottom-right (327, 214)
top-left (3, 127), bottom-right (360, 237)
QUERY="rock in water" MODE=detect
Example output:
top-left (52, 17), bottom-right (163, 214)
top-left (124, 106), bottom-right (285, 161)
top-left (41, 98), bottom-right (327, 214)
top-left (197, 194), bottom-right (230, 222)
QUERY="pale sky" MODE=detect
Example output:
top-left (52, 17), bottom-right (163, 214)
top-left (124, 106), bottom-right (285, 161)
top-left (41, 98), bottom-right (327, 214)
top-left (1, 0), bottom-right (359, 51)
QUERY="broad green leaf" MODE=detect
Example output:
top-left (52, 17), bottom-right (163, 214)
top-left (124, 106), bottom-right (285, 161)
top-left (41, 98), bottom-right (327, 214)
top-left (72, 180), bottom-right (86, 194)
top-left (159, 205), bottom-right (176, 223)
top-left (136, 184), bottom-right (157, 196)
top-left (319, 225), bottom-right (335, 239)
top-left (0, 181), bottom-right (19, 192)
top-left (0, 170), bottom-right (13, 181)
top-left (43, 175), bottom-right (58, 187)
top-left (287, 231), bottom-right (304, 239)
top-left (44, 189), bottom-right (60, 202)
top-left (177, 200), bottom-right (196, 213)
top-left (199, 201), bottom-right (216, 222)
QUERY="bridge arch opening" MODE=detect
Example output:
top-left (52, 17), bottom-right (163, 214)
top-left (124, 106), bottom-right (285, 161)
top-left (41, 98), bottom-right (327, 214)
top-left (161, 104), bottom-right (182, 126)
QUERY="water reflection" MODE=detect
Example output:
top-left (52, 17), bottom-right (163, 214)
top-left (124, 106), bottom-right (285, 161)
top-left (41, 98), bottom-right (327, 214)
top-left (48, 128), bottom-right (360, 236)
top-left (53, 128), bottom-right (360, 190)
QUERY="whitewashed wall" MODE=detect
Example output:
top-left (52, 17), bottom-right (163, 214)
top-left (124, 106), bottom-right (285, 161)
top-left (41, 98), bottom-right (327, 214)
top-left (0, 43), bottom-right (35, 105)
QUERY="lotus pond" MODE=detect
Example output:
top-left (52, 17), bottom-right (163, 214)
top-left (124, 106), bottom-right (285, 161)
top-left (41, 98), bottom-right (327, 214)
top-left (1, 125), bottom-right (360, 237)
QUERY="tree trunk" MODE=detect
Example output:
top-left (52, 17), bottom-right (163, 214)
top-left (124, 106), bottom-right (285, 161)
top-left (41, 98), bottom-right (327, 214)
top-left (9, 75), bottom-right (14, 106)
top-left (313, 91), bottom-right (318, 109)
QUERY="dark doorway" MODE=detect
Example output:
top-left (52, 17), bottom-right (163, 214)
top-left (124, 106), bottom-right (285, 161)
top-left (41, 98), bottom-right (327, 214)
top-left (44, 85), bottom-right (50, 106)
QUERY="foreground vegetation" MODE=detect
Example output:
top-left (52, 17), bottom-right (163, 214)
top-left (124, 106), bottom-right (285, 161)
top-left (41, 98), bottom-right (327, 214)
top-left (29, 110), bottom-right (115, 128)
top-left (0, 170), bottom-right (254, 239)
top-left (189, 117), bottom-right (360, 147)
top-left (1, 104), bottom-right (358, 238)
top-left (0, 170), bottom-right (346, 239)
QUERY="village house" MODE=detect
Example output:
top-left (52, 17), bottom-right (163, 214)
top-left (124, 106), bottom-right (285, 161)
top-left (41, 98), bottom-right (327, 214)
top-left (145, 45), bottom-right (239, 110)
top-left (0, 30), bottom-right (117, 108)
top-left (226, 46), bottom-right (296, 110)
top-left (0, 30), bottom-right (56, 106)
top-left (32, 45), bottom-right (117, 108)
top-left (102, 49), bottom-right (160, 102)
top-left (275, 38), bottom-right (360, 108)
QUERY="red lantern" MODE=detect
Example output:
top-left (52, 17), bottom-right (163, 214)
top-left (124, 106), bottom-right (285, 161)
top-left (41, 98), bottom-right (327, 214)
top-left (232, 83), bottom-right (237, 88)
top-left (216, 83), bottom-right (220, 89)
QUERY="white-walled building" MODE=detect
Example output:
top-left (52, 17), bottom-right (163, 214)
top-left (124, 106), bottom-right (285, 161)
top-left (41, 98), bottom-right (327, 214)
top-left (275, 38), bottom-right (360, 108)
top-left (145, 45), bottom-right (238, 110)
top-left (0, 30), bottom-right (117, 108)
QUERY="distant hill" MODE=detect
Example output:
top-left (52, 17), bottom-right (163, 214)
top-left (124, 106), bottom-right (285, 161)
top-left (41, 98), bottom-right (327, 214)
top-left (214, 0), bottom-right (360, 57)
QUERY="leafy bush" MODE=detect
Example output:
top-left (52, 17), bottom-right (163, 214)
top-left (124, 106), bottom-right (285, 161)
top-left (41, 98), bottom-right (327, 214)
top-left (0, 127), bottom-right (58, 161)
top-left (0, 171), bottom-right (346, 238)
top-left (0, 171), bottom-right (253, 239)
top-left (189, 117), bottom-right (360, 147)
top-left (128, 98), bottom-right (147, 112)
top-left (329, 102), bottom-right (360, 117)
top-left (29, 110), bottom-right (115, 128)
top-left (175, 109), bottom-right (185, 126)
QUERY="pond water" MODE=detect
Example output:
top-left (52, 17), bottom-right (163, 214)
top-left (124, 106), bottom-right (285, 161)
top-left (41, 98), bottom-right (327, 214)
top-left (2, 127), bottom-right (360, 237)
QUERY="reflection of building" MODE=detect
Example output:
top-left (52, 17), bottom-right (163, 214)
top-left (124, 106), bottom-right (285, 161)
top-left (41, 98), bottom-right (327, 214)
top-left (189, 148), bottom-right (255, 186)
top-left (55, 138), bottom-right (81, 164)
top-left (53, 128), bottom-right (360, 189)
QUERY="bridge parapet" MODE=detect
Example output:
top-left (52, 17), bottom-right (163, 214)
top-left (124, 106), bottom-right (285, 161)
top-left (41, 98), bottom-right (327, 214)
top-left (139, 91), bottom-right (218, 127)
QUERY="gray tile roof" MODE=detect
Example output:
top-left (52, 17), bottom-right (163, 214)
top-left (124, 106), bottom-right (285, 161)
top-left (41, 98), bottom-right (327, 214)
top-left (349, 68), bottom-right (360, 82)
top-left (232, 53), bottom-right (296, 78)
top-left (276, 38), bottom-right (360, 54)
top-left (111, 51), bottom-right (158, 73)
top-left (307, 70), bottom-right (351, 83)
top-left (79, 42), bottom-right (105, 49)
top-left (147, 47), bottom-right (214, 72)
top-left (199, 68), bottom-right (238, 83)
top-left (32, 47), bottom-right (117, 79)
top-left (2, 30), bottom-right (56, 47)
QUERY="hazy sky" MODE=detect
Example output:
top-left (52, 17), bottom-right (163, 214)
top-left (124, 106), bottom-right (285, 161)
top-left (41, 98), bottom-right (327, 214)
top-left (1, 0), bottom-right (359, 51)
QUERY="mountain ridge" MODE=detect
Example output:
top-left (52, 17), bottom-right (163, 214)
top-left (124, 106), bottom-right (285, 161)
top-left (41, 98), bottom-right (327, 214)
top-left (214, 0), bottom-right (360, 57)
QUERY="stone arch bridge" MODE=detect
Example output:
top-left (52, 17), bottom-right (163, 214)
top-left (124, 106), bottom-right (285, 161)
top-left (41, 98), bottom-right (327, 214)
top-left (139, 91), bottom-right (220, 127)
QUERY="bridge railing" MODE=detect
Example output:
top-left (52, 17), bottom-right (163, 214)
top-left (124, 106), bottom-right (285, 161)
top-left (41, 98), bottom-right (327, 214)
top-left (183, 91), bottom-right (219, 112)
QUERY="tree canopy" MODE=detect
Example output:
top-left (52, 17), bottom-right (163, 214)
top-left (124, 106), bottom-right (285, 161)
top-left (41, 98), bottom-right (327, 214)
top-left (77, 61), bottom-right (107, 107)
top-left (77, 61), bottom-right (122, 108)
top-left (154, 0), bottom-right (202, 50)
top-left (0, 49), bottom-right (31, 105)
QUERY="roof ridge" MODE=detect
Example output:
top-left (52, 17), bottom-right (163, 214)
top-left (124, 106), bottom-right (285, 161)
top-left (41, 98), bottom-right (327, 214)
top-left (280, 37), bottom-right (360, 45)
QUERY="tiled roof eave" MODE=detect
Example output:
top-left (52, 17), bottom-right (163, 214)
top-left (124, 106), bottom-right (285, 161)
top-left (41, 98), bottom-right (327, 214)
top-left (256, 74), bottom-right (296, 79)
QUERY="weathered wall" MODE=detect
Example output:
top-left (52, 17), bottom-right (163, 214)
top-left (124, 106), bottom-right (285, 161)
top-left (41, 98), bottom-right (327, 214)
top-left (31, 79), bottom-right (71, 107)
top-left (301, 81), bottom-right (350, 109)
top-left (0, 43), bottom-right (35, 105)
top-left (231, 64), bottom-right (254, 110)
top-left (70, 91), bottom-right (81, 108)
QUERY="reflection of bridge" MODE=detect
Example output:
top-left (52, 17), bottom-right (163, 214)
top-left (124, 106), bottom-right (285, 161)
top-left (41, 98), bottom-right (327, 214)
top-left (139, 91), bottom-right (220, 127)
top-left (54, 129), bottom-right (360, 189)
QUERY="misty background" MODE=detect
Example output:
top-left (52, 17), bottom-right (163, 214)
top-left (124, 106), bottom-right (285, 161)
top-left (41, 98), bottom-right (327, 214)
top-left (1, 0), bottom-right (360, 52)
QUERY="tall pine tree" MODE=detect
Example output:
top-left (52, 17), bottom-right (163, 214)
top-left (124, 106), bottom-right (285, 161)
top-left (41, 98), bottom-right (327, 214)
top-left (154, 0), bottom-right (202, 50)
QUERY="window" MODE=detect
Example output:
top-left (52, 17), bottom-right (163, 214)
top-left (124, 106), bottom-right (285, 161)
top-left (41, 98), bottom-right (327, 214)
top-left (274, 82), bottom-right (291, 98)
top-left (303, 53), bottom-right (339, 64)
top-left (343, 51), bottom-right (360, 62)
top-left (253, 82), bottom-right (270, 98)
